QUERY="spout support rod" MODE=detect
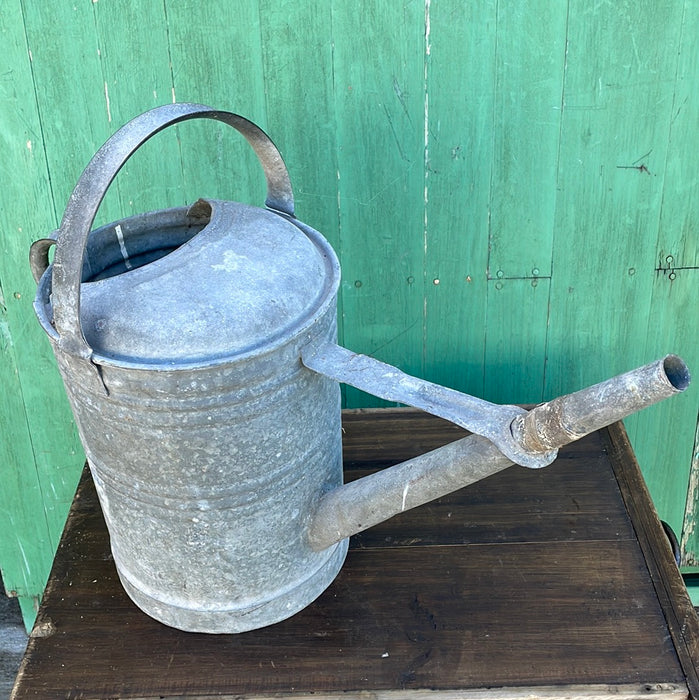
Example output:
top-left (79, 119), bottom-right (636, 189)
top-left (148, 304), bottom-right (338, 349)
top-left (303, 342), bottom-right (554, 467)
top-left (307, 355), bottom-right (690, 552)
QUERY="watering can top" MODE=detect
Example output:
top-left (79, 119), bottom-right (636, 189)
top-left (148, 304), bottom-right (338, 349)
top-left (31, 104), bottom-right (339, 367)
top-left (69, 198), bottom-right (336, 365)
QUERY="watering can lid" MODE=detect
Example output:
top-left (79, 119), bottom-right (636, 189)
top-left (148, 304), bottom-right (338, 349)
top-left (75, 198), bottom-right (338, 366)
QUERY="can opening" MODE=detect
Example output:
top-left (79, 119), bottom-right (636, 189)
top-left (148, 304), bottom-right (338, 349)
top-left (82, 203), bottom-right (212, 283)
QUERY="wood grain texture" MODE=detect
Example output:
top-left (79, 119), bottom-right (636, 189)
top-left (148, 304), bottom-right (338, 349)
top-left (112, 689), bottom-right (689, 700)
top-left (331, 0), bottom-right (426, 407)
top-left (21, 2), bottom-right (117, 227)
top-left (544, 0), bottom-right (683, 394)
top-left (621, 0), bottom-right (699, 559)
top-left (483, 277), bottom-right (550, 404)
top-left (655, 0), bottom-right (699, 271)
top-left (0, 301), bottom-right (53, 606)
top-left (422, 0), bottom-right (495, 397)
top-left (92, 0), bottom-right (185, 217)
top-left (605, 421), bottom-right (699, 700)
top-left (624, 271), bottom-right (699, 541)
top-left (487, 0), bottom-right (567, 279)
top-left (165, 0), bottom-right (268, 209)
top-left (11, 409), bottom-right (695, 699)
top-left (258, 1), bottom-right (340, 245)
top-left (0, 0), bottom-right (85, 608)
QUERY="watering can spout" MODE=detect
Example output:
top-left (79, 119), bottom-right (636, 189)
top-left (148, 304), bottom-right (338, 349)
top-left (306, 354), bottom-right (690, 552)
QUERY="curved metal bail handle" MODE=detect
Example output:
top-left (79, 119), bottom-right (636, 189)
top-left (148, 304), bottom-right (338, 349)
top-left (51, 103), bottom-right (294, 361)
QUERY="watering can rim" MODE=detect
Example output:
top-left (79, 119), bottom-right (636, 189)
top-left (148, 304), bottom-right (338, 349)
top-left (36, 105), bottom-right (295, 375)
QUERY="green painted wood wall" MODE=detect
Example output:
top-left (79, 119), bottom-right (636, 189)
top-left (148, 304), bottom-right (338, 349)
top-left (1, 1), bottom-right (697, 628)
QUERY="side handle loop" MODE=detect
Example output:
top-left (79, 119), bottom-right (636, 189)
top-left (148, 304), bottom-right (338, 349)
top-left (29, 235), bottom-right (57, 283)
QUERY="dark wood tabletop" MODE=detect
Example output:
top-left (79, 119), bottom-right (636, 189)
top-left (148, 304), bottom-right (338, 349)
top-left (12, 408), bottom-right (699, 699)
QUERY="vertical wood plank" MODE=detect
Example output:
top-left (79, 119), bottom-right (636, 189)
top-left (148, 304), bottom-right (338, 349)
top-left (21, 2), bottom-right (118, 228)
top-left (0, 289), bottom-right (53, 609)
top-left (637, 0), bottom-right (699, 563)
top-left (258, 3), bottom-right (343, 345)
top-left (624, 269), bottom-right (699, 545)
top-left (655, 0), bottom-right (698, 270)
top-left (0, 1), bottom-right (86, 628)
top-left (1, 4), bottom-right (89, 508)
top-left (545, 0), bottom-right (684, 398)
top-left (483, 278), bottom-right (550, 404)
top-left (543, 0), bottom-right (694, 541)
top-left (331, 0), bottom-right (426, 407)
top-left (423, 0), bottom-right (496, 396)
top-left (258, 2), bottom-right (340, 249)
top-left (165, 0), bottom-right (267, 208)
top-left (91, 1), bottom-right (185, 217)
top-left (488, 0), bottom-right (568, 279)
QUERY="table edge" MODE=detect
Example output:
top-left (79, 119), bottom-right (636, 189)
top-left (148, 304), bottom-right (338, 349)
top-left (604, 421), bottom-right (699, 700)
top-left (118, 682), bottom-right (689, 700)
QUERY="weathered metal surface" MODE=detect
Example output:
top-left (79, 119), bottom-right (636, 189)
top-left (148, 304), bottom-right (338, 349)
top-left (34, 198), bottom-right (348, 632)
top-left (511, 355), bottom-right (691, 454)
top-left (31, 104), bottom-right (691, 633)
top-left (303, 342), bottom-right (556, 468)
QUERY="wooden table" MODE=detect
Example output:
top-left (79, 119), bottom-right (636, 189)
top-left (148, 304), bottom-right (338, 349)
top-left (12, 409), bottom-right (699, 699)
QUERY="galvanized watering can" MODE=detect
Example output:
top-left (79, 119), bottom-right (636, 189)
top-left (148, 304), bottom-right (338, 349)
top-left (32, 104), bottom-right (690, 633)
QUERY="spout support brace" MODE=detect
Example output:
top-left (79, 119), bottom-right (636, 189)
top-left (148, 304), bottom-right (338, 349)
top-left (303, 342), bottom-right (557, 468)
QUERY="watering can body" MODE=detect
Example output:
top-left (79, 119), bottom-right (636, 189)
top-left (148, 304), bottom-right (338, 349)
top-left (33, 157), bottom-right (350, 631)
top-left (32, 104), bottom-right (689, 633)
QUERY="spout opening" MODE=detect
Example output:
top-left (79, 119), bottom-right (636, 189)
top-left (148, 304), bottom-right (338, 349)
top-left (662, 355), bottom-right (690, 393)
